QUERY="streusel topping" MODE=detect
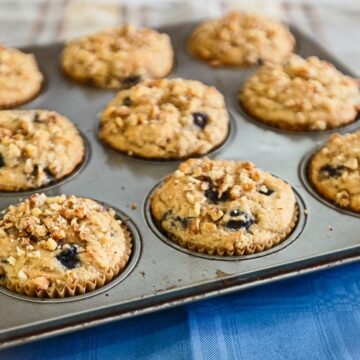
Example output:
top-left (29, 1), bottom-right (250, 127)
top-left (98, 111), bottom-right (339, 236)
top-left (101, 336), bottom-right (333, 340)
top-left (151, 158), bottom-right (297, 256)
top-left (0, 194), bottom-right (131, 296)
top-left (188, 11), bottom-right (294, 67)
top-left (0, 46), bottom-right (43, 109)
top-left (240, 55), bottom-right (360, 131)
top-left (0, 110), bottom-right (84, 191)
top-left (61, 25), bottom-right (174, 89)
top-left (309, 131), bottom-right (360, 212)
top-left (99, 78), bottom-right (229, 159)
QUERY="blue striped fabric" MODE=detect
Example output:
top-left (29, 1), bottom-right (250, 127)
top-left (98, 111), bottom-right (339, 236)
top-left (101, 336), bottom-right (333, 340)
top-left (2, 262), bottom-right (360, 359)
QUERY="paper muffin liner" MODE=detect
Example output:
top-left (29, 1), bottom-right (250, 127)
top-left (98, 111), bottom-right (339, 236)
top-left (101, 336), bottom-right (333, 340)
top-left (0, 224), bottom-right (133, 299)
top-left (157, 204), bottom-right (299, 257)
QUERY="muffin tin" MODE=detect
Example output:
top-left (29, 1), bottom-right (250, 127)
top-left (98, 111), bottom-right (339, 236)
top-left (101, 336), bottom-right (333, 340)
top-left (0, 21), bottom-right (359, 349)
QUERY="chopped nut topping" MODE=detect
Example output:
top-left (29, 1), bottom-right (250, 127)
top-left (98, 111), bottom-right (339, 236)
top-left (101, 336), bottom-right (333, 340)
top-left (0, 194), bottom-right (131, 295)
top-left (0, 110), bottom-right (84, 191)
top-left (7, 256), bottom-right (16, 266)
top-left (43, 238), bottom-right (58, 251)
top-left (240, 55), bottom-right (360, 131)
top-left (188, 11), bottom-right (294, 67)
top-left (17, 270), bottom-right (28, 280)
top-left (208, 208), bottom-right (224, 221)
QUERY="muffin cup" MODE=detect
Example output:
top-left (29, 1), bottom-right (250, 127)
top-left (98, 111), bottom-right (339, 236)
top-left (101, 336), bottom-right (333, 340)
top-left (0, 225), bottom-right (132, 299)
top-left (153, 205), bottom-right (299, 257)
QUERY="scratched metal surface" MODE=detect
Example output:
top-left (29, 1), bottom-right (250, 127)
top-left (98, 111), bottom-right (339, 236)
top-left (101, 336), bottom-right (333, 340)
top-left (0, 22), bottom-right (359, 349)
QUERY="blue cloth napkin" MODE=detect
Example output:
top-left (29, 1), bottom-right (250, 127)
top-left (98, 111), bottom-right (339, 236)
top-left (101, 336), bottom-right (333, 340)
top-left (2, 261), bottom-right (360, 360)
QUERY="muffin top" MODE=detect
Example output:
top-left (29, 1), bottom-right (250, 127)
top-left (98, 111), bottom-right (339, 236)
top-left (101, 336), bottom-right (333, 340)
top-left (309, 131), bottom-right (360, 212)
top-left (99, 78), bottom-right (229, 160)
top-left (0, 46), bottom-right (43, 109)
top-left (151, 158), bottom-right (297, 256)
top-left (61, 24), bottom-right (174, 89)
top-left (0, 110), bottom-right (85, 191)
top-left (240, 55), bottom-right (360, 131)
top-left (188, 11), bottom-right (294, 67)
top-left (0, 194), bottom-right (132, 297)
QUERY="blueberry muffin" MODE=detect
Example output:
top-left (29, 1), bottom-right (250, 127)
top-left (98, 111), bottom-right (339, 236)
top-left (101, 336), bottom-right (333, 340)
top-left (61, 24), bottom-right (174, 89)
top-left (0, 194), bottom-right (132, 298)
top-left (309, 131), bottom-right (360, 212)
top-left (99, 78), bottom-right (229, 160)
top-left (188, 11), bottom-right (294, 67)
top-left (240, 55), bottom-right (360, 131)
top-left (0, 45), bottom-right (44, 109)
top-left (0, 110), bottom-right (84, 191)
top-left (151, 158), bottom-right (297, 256)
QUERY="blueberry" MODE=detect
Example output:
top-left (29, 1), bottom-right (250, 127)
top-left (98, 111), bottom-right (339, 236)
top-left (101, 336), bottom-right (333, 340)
top-left (176, 216), bottom-right (190, 229)
top-left (56, 245), bottom-right (79, 269)
top-left (122, 75), bottom-right (141, 87)
top-left (0, 153), bottom-right (5, 168)
top-left (33, 113), bottom-right (43, 123)
top-left (122, 96), bottom-right (133, 106)
top-left (44, 167), bottom-right (55, 182)
top-left (28, 234), bottom-right (38, 243)
top-left (162, 210), bottom-right (172, 221)
top-left (230, 209), bottom-right (243, 217)
top-left (204, 188), bottom-right (230, 203)
top-left (226, 213), bottom-right (254, 231)
top-left (0, 265), bottom-right (5, 280)
top-left (192, 112), bottom-right (208, 129)
top-left (31, 164), bottom-right (40, 177)
top-left (320, 164), bottom-right (345, 178)
top-left (259, 187), bottom-right (274, 196)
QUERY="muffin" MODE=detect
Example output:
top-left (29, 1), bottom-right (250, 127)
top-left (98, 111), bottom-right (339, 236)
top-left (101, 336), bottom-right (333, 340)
top-left (0, 110), bottom-right (84, 191)
top-left (239, 55), bottom-right (360, 131)
top-left (309, 131), bottom-right (360, 212)
top-left (188, 11), bottom-right (294, 67)
top-left (0, 45), bottom-right (44, 109)
top-left (151, 158), bottom-right (297, 256)
top-left (99, 78), bottom-right (229, 160)
top-left (61, 24), bottom-right (174, 89)
top-left (0, 193), bottom-right (132, 298)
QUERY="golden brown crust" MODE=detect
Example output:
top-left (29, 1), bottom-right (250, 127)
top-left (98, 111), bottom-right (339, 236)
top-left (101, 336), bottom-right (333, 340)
top-left (0, 194), bottom-right (132, 298)
top-left (309, 131), bottom-right (360, 213)
top-left (239, 55), bottom-right (360, 131)
top-left (0, 110), bottom-right (85, 191)
top-left (99, 78), bottom-right (229, 160)
top-left (151, 158), bottom-right (297, 256)
top-left (61, 25), bottom-right (174, 90)
top-left (0, 46), bottom-right (44, 109)
top-left (188, 11), bottom-right (295, 67)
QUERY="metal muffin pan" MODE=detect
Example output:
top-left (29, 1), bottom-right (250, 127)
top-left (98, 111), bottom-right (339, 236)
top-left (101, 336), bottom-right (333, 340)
top-left (0, 22), bottom-right (359, 349)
